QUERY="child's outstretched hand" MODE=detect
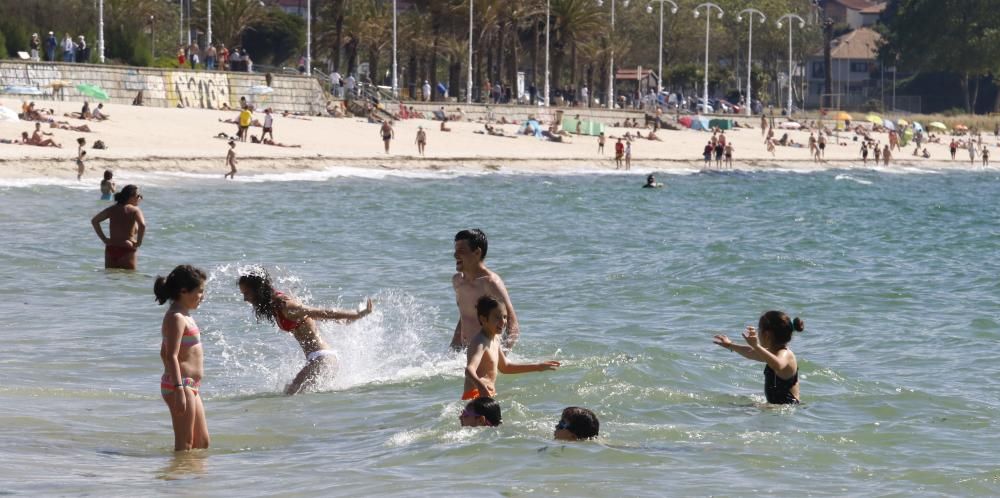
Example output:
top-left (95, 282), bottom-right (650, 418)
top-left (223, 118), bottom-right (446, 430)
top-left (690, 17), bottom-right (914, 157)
top-left (540, 361), bottom-right (561, 371)
top-left (742, 326), bottom-right (760, 348)
top-left (360, 298), bottom-right (373, 317)
top-left (713, 334), bottom-right (733, 349)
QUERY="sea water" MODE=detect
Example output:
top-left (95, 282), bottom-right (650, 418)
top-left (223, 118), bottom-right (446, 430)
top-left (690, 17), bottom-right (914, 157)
top-left (1, 166), bottom-right (999, 496)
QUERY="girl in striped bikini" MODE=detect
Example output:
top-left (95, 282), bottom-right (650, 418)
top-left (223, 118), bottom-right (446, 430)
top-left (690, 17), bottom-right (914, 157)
top-left (238, 269), bottom-right (374, 395)
top-left (155, 265), bottom-right (210, 451)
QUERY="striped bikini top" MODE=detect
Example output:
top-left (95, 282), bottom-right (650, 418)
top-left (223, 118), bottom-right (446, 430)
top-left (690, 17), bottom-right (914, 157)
top-left (180, 324), bottom-right (201, 348)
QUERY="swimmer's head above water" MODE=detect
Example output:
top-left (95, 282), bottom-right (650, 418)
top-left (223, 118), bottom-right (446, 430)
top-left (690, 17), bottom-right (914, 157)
top-left (554, 407), bottom-right (599, 441)
top-left (459, 396), bottom-right (502, 427)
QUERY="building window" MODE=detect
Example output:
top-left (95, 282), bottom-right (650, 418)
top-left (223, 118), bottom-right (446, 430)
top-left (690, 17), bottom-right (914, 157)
top-left (812, 61), bottom-right (824, 78)
top-left (851, 61), bottom-right (869, 73)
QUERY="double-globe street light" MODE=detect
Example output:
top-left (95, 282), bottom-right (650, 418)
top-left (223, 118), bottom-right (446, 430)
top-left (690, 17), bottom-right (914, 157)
top-left (693, 3), bottom-right (724, 114)
top-left (737, 8), bottom-right (766, 116)
top-left (645, 0), bottom-right (678, 96)
top-left (776, 13), bottom-right (806, 116)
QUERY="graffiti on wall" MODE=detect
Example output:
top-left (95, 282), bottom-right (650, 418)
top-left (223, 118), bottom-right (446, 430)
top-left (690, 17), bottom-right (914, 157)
top-left (167, 71), bottom-right (231, 109)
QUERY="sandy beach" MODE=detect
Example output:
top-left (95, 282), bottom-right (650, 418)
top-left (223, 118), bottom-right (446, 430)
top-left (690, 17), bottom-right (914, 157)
top-left (0, 99), bottom-right (992, 181)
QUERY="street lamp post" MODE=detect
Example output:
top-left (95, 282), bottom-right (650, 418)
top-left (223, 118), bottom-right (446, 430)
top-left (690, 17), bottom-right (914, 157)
top-left (178, 0), bottom-right (183, 46)
top-left (737, 8), bottom-right (766, 116)
top-left (544, 0), bottom-right (550, 107)
top-left (693, 3), bottom-right (724, 114)
top-left (776, 13), bottom-right (806, 116)
top-left (391, 0), bottom-right (397, 95)
top-left (207, 0), bottom-right (212, 46)
top-left (645, 0), bottom-right (678, 95)
top-left (467, 0), bottom-right (473, 104)
top-left (597, 0), bottom-right (629, 108)
top-left (98, 0), bottom-right (105, 63)
top-left (306, 0), bottom-right (312, 76)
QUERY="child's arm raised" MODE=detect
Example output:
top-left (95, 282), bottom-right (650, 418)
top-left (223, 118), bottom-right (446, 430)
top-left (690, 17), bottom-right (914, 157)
top-left (497, 348), bottom-right (560, 374)
top-left (713, 330), bottom-right (766, 362)
top-left (465, 339), bottom-right (495, 396)
top-left (283, 297), bottom-right (373, 323)
top-left (742, 327), bottom-right (795, 375)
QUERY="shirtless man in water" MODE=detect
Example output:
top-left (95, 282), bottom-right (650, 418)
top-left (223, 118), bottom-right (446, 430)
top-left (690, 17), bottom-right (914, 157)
top-left (91, 184), bottom-right (146, 270)
top-left (451, 229), bottom-right (520, 350)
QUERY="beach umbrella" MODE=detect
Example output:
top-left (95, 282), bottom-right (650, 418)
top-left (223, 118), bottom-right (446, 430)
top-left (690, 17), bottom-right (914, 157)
top-left (678, 116), bottom-right (693, 128)
top-left (883, 120), bottom-right (896, 131)
top-left (865, 114), bottom-right (883, 125)
top-left (0, 106), bottom-right (19, 122)
top-left (912, 121), bottom-right (924, 133)
top-left (897, 118), bottom-right (909, 126)
top-left (76, 84), bottom-right (109, 101)
top-left (928, 121), bottom-right (947, 131)
top-left (954, 124), bottom-right (969, 132)
top-left (835, 111), bottom-right (852, 121)
top-left (2, 85), bottom-right (43, 95)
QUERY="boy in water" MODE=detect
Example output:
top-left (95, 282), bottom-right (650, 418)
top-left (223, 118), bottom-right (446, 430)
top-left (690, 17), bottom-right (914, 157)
top-left (452, 229), bottom-right (520, 350)
top-left (463, 295), bottom-right (559, 400)
top-left (458, 396), bottom-right (502, 427)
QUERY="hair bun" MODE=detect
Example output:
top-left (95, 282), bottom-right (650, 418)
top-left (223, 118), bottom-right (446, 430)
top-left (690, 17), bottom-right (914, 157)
top-left (792, 317), bottom-right (805, 332)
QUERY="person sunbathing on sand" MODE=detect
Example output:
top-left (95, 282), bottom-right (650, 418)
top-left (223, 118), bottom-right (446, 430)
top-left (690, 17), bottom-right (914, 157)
top-left (646, 131), bottom-right (662, 141)
top-left (22, 131), bottom-right (60, 147)
top-left (262, 138), bottom-right (301, 148)
top-left (50, 122), bottom-right (91, 132)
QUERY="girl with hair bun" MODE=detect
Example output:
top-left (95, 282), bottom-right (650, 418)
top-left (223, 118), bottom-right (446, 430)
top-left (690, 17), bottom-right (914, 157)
top-left (713, 311), bottom-right (805, 405)
top-left (154, 265), bottom-right (210, 451)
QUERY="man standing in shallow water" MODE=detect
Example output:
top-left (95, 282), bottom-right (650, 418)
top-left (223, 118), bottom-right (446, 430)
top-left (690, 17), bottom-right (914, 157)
top-left (91, 184), bottom-right (146, 270)
top-left (451, 229), bottom-right (520, 350)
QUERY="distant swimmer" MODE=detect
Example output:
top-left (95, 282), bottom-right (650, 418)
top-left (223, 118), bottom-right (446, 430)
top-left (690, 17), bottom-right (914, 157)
top-left (91, 184), bottom-right (146, 270)
top-left (238, 269), bottom-right (374, 395)
top-left (459, 396), bottom-right (502, 427)
top-left (100, 169), bottom-right (115, 200)
top-left (462, 295), bottom-right (559, 400)
top-left (225, 140), bottom-right (237, 179)
top-left (154, 265), bottom-right (210, 451)
top-left (553, 407), bottom-right (600, 441)
top-left (642, 174), bottom-right (663, 188)
top-left (452, 229), bottom-right (520, 350)
top-left (713, 311), bottom-right (805, 405)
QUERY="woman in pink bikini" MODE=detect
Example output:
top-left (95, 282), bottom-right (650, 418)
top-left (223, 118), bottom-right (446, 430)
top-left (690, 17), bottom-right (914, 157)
top-left (238, 270), bottom-right (374, 394)
top-left (155, 264), bottom-right (210, 451)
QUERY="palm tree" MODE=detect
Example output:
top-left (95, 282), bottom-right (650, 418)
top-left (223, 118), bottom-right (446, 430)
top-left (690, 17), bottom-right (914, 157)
top-left (207, 0), bottom-right (269, 48)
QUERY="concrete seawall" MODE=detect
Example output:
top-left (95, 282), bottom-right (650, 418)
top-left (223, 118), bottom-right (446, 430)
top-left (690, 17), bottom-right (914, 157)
top-left (0, 61), bottom-right (326, 113)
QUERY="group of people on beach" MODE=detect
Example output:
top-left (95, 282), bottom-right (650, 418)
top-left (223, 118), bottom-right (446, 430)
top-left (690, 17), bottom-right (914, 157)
top-left (87, 191), bottom-right (803, 450)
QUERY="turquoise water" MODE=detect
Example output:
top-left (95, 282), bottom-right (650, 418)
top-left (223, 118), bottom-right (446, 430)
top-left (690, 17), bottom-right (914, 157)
top-left (1, 167), bottom-right (999, 496)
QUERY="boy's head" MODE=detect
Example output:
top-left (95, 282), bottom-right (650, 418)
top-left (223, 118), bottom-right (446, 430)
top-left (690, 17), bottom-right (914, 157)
top-left (554, 407), bottom-right (599, 441)
top-left (459, 396), bottom-right (502, 427)
top-left (475, 295), bottom-right (506, 336)
top-left (454, 229), bottom-right (488, 270)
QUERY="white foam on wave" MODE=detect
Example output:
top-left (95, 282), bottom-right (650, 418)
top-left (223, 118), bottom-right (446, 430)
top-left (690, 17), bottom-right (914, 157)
top-left (835, 174), bottom-right (874, 185)
top-left (204, 264), bottom-right (459, 397)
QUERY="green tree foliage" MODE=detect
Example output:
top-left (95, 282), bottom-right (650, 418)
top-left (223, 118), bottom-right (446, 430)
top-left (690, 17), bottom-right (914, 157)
top-left (241, 9), bottom-right (306, 67)
top-left (881, 0), bottom-right (1000, 112)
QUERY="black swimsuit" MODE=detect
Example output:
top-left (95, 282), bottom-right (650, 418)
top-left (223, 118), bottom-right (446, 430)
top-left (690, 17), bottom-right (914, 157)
top-left (764, 364), bottom-right (799, 405)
